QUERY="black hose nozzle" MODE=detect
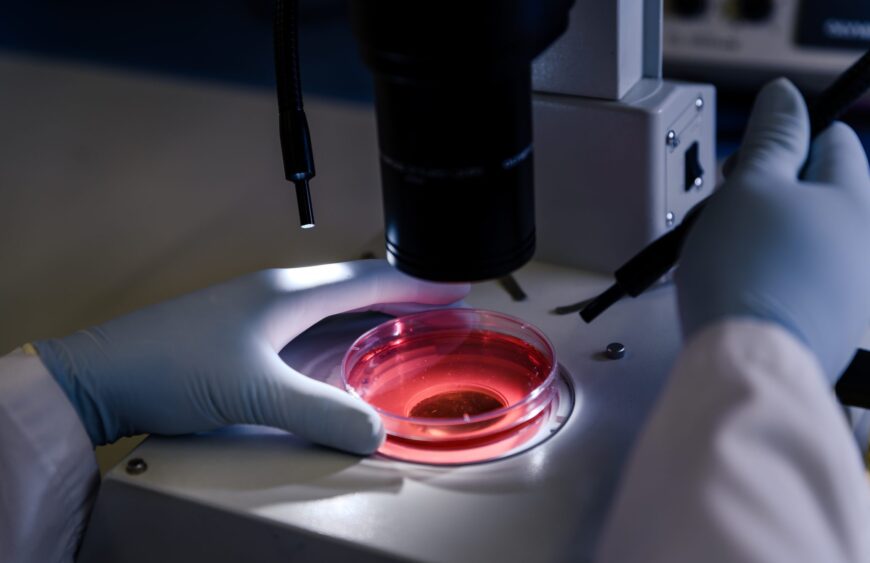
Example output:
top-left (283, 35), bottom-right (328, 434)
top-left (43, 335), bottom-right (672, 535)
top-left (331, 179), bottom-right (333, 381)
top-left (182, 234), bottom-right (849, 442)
top-left (294, 179), bottom-right (315, 228)
top-left (278, 109), bottom-right (316, 227)
top-left (275, 0), bottom-right (316, 229)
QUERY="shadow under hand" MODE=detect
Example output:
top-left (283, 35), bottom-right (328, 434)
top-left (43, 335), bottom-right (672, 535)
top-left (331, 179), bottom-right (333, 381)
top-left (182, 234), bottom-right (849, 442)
top-left (147, 425), bottom-right (404, 502)
top-left (280, 312), bottom-right (392, 387)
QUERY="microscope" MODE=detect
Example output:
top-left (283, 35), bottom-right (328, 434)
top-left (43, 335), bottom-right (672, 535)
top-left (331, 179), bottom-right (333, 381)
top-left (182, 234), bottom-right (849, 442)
top-left (76, 2), bottom-right (717, 561)
top-left (280, 0), bottom-right (714, 281)
top-left (348, 0), bottom-right (714, 280)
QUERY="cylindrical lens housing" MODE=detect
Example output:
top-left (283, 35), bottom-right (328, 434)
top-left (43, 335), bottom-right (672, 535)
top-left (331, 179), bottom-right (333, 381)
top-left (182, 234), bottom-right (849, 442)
top-left (351, 0), bottom-right (574, 282)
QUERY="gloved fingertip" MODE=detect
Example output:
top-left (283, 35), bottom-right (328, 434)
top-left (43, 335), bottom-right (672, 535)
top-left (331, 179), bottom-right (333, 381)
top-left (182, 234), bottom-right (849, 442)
top-left (735, 77), bottom-right (810, 180)
top-left (338, 409), bottom-right (386, 455)
top-left (271, 367), bottom-right (386, 455)
top-left (814, 121), bottom-right (862, 148)
top-left (804, 121), bottom-right (870, 189)
top-left (314, 401), bottom-right (384, 455)
top-left (756, 77), bottom-right (803, 110)
top-left (425, 281), bottom-right (471, 303)
top-left (392, 271), bottom-right (471, 305)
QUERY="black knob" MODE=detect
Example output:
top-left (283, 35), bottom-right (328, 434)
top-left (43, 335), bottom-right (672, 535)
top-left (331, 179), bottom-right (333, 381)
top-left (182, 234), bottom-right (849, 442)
top-left (671, 0), bottom-right (707, 18)
top-left (738, 0), bottom-right (774, 22)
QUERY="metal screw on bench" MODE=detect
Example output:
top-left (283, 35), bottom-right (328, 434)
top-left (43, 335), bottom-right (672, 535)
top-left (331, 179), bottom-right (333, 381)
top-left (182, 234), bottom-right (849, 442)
top-left (126, 458), bottom-right (148, 475)
top-left (605, 342), bottom-right (626, 360)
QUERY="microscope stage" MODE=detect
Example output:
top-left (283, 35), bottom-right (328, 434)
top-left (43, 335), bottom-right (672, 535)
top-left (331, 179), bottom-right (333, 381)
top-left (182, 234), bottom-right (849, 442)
top-left (78, 262), bottom-right (683, 563)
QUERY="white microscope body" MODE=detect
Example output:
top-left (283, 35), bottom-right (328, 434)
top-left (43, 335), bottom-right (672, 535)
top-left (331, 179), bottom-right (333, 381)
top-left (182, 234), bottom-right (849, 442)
top-left (534, 0), bottom-right (716, 272)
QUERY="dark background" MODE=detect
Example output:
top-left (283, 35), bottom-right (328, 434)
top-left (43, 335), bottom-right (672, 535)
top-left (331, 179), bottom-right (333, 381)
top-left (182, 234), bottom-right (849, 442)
top-left (2, 0), bottom-right (869, 156)
top-left (0, 0), bottom-right (373, 101)
top-left (797, 0), bottom-right (870, 49)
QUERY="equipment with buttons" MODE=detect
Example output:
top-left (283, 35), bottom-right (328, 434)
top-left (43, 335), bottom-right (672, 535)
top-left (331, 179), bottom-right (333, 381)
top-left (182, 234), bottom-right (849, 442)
top-left (664, 0), bottom-right (870, 98)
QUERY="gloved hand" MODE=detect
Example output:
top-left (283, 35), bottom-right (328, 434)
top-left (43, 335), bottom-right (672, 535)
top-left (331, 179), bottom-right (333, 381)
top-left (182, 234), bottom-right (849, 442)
top-left (34, 260), bottom-right (469, 453)
top-left (677, 78), bottom-right (870, 382)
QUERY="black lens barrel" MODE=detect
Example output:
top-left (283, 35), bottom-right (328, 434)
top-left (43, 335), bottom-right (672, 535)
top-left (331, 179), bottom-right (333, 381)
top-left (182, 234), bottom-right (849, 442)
top-left (351, 0), bottom-right (574, 282)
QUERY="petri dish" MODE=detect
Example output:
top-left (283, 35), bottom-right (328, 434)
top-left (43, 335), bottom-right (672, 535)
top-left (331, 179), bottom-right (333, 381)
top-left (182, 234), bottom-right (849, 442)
top-left (342, 309), bottom-right (558, 454)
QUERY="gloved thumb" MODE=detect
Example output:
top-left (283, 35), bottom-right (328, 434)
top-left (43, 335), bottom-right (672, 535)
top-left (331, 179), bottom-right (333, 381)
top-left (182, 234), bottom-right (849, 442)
top-left (244, 355), bottom-right (385, 455)
top-left (733, 78), bottom-right (810, 180)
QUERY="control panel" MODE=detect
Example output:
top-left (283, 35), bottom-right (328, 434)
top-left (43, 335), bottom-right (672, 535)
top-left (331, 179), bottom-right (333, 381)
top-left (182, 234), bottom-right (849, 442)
top-left (664, 0), bottom-right (869, 96)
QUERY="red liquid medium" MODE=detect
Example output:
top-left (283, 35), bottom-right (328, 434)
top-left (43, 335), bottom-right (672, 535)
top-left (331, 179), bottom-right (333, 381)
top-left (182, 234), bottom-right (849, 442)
top-left (345, 328), bottom-right (554, 442)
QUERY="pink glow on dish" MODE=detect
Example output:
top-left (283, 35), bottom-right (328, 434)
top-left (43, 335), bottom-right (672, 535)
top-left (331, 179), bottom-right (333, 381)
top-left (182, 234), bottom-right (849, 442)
top-left (342, 309), bottom-right (558, 463)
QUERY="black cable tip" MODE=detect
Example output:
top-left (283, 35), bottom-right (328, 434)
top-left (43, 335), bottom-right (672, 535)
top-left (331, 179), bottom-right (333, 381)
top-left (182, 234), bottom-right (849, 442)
top-left (551, 298), bottom-right (594, 315)
top-left (295, 179), bottom-right (315, 229)
top-left (580, 284), bottom-right (626, 323)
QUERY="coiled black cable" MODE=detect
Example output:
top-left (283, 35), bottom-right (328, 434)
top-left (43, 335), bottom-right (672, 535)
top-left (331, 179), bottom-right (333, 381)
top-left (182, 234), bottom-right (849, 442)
top-left (274, 0), bottom-right (316, 228)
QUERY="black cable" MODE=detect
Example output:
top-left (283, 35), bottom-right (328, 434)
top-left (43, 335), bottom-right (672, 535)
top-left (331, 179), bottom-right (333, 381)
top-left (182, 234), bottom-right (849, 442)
top-left (579, 202), bottom-right (706, 322)
top-left (810, 49), bottom-right (870, 138)
top-left (274, 0), bottom-right (316, 228)
top-left (580, 48), bottom-right (870, 323)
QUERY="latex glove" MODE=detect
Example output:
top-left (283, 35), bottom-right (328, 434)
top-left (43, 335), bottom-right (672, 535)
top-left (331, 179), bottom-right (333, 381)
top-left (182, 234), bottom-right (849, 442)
top-left (34, 260), bottom-right (469, 453)
top-left (677, 78), bottom-right (870, 382)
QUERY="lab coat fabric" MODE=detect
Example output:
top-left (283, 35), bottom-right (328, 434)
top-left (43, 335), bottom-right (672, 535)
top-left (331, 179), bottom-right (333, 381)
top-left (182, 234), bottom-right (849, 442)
top-left (596, 319), bottom-right (870, 563)
top-left (0, 348), bottom-right (98, 563)
top-left (2, 320), bottom-right (870, 562)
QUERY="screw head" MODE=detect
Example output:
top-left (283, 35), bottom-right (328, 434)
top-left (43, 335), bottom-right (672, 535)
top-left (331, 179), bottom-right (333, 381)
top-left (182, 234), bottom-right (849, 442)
top-left (126, 458), bottom-right (148, 475)
top-left (666, 211), bottom-right (676, 227)
top-left (666, 130), bottom-right (679, 147)
top-left (695, 96), bottom-right (705, 110)
top-left (605, 342), bottom-right (626, 360)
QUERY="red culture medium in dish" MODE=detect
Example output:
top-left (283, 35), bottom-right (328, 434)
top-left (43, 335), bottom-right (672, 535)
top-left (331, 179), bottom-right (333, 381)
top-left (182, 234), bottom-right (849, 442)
top-left (342, 309), bottom-right (558, 454)
top-left (351, 330), bottom-right (550, 425)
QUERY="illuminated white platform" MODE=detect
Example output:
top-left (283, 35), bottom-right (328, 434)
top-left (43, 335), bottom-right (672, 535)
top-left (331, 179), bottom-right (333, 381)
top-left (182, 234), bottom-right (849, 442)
top-left (78, 262), bottom-right (683, 563)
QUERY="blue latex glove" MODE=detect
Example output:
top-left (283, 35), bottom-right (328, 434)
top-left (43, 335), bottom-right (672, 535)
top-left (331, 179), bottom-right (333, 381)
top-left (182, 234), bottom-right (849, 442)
top-left (677, 78), bottom-right (870, 382)
top-left (35, 260), bottom-right (469, 453)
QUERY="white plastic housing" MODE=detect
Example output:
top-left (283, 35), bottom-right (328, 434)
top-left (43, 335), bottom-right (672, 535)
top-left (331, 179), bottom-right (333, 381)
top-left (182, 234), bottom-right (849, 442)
top-left (533, 79), bottom-right (717, 273)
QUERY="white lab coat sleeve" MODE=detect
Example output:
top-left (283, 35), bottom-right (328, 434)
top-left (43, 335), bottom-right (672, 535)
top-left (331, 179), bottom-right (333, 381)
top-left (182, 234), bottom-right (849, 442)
top-left (596, 319), bottom-right (870, 563)
top-left (0, 348), bottom-right (99, 563)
